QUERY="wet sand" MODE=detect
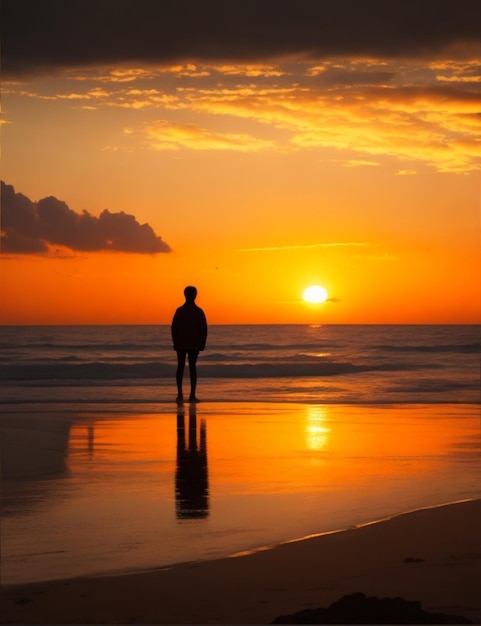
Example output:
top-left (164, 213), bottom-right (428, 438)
top-left (1, 498), bottom-right (480, 624)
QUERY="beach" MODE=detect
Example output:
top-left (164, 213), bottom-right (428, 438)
top-left (1, 398), bottom-right (481, 624)
top-left (1, 498), bottom-right (480, 624)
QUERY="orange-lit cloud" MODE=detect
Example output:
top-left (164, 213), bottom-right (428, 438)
top-left (126, 120), bottom-right (275, 152)
top-left (215, 64), bottom-right (286, 77)
top-left (239, 242), bottom-right (373, 252)
top-left (4, 53), bottom-right (479, 174)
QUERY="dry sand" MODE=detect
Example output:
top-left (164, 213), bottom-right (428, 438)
top-left (1, 498), bottom-right (480, 624)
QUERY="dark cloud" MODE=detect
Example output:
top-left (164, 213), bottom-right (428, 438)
top-left (1, 182), bottom-right (172, 254)
top-left (2, 0), bottom-right (480, 77)
top-left (312, 69), bottom-right (397, 87)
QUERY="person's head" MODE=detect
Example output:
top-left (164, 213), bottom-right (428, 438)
top-left (184, 285), bottom-right (197, 302)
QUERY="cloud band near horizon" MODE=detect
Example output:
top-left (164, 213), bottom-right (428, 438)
top-left (0, 182), bottom-right (172, 255)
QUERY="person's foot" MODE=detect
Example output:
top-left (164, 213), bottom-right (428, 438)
top-left (189, 395), bottom-right (200, 403)
top-left (176, 395), bottom-right (184, 405)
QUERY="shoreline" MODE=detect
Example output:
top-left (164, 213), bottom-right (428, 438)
top-left (2, 399), bottom-right (480, 410)
top-left (79, 496), bottom-right (478, 581)
top-left (2, 499), bottom-right (480, 624)
top-left (211, 496), bottom-right (480, 561)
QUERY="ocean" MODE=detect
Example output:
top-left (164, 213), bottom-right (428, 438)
top-left (1, 324), bottom-right (480, 406)
top-left (1, 325), bottom-right (480, 585)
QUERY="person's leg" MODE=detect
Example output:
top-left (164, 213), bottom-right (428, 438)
top-left (176, 351), bottom-right (187, 403)
top-left (187, 351), bottom-right (199, 401)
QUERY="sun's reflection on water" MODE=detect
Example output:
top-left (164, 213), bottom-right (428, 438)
top-left (305, 405), bottom-right (330, 451)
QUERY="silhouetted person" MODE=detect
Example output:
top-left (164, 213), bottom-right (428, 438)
top-left (171, 286), bottom-right (207, 404)
top-left (175, 406), bottom-right (209, 519)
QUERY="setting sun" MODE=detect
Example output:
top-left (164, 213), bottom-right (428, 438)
top-left (302, 285), bottom-right (328, 304)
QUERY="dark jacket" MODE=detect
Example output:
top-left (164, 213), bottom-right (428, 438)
top-left (171, 303), bottom-right (208, 351)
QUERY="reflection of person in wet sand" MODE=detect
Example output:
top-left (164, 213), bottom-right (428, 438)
top-left (171, 286), bottom-right (208, 404)
top-left (175, 406), bottom-right (209, 519)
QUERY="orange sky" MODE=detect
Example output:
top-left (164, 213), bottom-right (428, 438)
top-left (1, 18), bottom-right (480, 324)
